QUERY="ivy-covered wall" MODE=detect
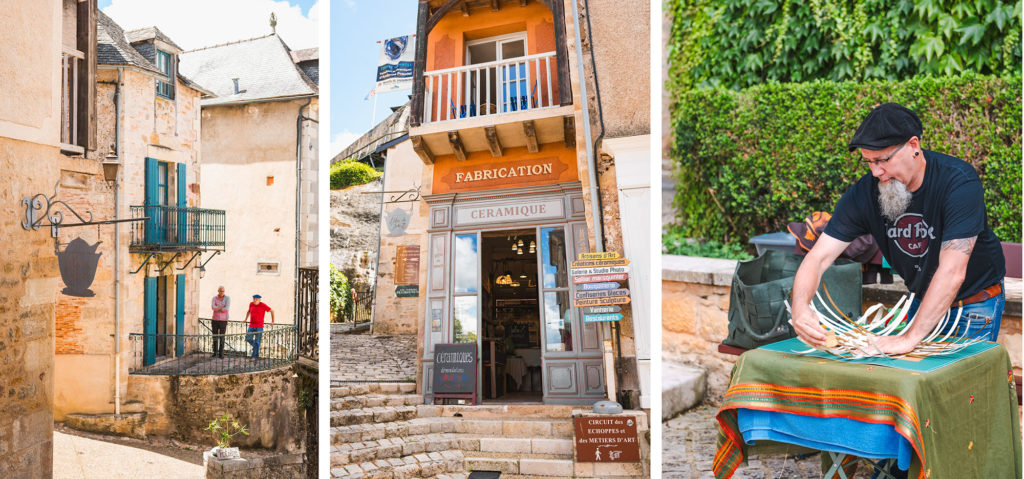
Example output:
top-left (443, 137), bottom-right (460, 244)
top-left (667, 0), bottom-right (1021, 91)
top-left (670, 74), bottom-right (1022, 244)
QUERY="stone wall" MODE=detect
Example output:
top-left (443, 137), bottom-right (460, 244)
top-left (205, 453), bottom-right (305, 479)
top-left (198, 98), bottom-right (318, 325)
top-left (0, 2), bottom-right (66, 476)
top-left (662, 254), bottom-right (1024, 405)
top-left (132, 366), bottom-right (304, 452)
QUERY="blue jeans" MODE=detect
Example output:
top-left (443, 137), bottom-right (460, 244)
top-left (245, 327), bottom-right (263, 358)
top-left (905, 280), bottom-right (1005, 341)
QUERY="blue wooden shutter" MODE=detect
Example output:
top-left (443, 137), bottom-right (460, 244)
top-left (177, 163), bottom-right (187, 244)
top-left (175, 274), bottom-right (185, 356)
top-left (144, 158), bottom-right (158, 243)
top-left (144, 276), bottom-right (157, 366)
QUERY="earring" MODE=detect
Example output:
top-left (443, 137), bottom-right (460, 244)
top-left (914, 152), bottom-right (919, 157)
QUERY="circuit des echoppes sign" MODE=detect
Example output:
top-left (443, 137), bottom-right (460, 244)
top-left (574, 416), bottom-right (641, 462)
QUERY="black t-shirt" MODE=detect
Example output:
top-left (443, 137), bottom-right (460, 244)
top-left (824, 149), bottom-right (1004, 300)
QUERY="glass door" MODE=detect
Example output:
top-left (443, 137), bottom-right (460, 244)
top-left (466, 33), bottom-right (527, 116)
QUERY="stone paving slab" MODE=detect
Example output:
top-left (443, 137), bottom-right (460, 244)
top-left (663, 404), bottom-right (873, 478)
top-left (331, 333), bottom-right (417, 383)
top-left (54, 429), bottom-right (204, 478)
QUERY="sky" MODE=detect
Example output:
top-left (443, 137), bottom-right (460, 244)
top-left (99, 0), bottom-right (319, 51)
top-left (330, 1), bottom-right (417, 158)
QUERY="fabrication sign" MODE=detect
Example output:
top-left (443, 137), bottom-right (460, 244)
top-left (376, 35), bottom-right (415, 92)
top-left (574, 416), bottom-right (641, 462)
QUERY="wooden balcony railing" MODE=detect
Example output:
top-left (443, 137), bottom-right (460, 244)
top-left (423, 51), bottom-right (560, 124)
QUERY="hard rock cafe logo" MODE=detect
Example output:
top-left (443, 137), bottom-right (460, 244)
top-left (887, 213), bottom-right (935, 257)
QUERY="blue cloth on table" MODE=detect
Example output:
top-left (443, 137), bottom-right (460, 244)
top-left (737, 409), bottom-right (913, 471)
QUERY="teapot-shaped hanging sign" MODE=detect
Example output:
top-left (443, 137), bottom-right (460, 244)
top-left (57, 237), bottom-right (102, 297)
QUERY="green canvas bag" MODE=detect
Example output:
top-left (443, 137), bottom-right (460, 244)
top-left (724, 250), bottom-right (862, 350)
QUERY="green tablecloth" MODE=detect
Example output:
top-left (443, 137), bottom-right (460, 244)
top-left (714, 342), bottom-right (1021, 479)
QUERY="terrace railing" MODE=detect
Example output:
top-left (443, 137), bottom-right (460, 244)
top-left (129, 321), bottom-right (296, 376)
top-left (423, 52), bottom-right (559, 124)
top-left (129, 205), bottom-right (226, 252)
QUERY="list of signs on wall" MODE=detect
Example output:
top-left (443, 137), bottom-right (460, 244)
top-left (431, 343), bottom-right (477, 396)
top-left (574, 416), bottom-right (641, 462)
top-left (571, 252), bottom-right (630, 320)
top-left (395, 244), bottom-right (420, 297)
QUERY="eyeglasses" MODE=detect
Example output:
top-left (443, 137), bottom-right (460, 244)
top-left (861, 142), bottom-right (907, 167)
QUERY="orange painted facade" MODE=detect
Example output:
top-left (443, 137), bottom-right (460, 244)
top-left (425, 3), bottom-right (560, 121)
top-left (431, 144), bottom-right (579, 194)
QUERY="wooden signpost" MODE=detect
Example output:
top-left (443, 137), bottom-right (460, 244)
top-left (572, 252), bottom-right (631, 317)
top-left (574, 416), bottom-right (641, 462)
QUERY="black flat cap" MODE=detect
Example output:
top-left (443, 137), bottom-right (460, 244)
top-left (848, 103), bottom-right (923, 151)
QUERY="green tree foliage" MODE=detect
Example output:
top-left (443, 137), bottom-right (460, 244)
top-left (668, 0), bottom-right (1022, 91)
top-left (329, 265), bottom-right (353, 322)
top-left (671, 75), bottom-right (1022, 245)
top-left (330, 158), bottom-right (382, 189)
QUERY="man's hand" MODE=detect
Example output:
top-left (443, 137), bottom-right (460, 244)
top-left (791, 305), bottom-right (827, 346)
top-left (872, 334), bottom-right (919, 355)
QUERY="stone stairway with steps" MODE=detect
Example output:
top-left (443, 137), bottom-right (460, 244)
top-left (330, 384), bottom-right (649, 479)
top-left (330, 382), bottom-right (466, 478)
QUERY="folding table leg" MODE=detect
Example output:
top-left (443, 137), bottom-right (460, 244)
top-left (824, 452), bottom-right (850, 479)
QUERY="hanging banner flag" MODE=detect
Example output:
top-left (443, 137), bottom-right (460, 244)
top-left (376, 35), bottom-right (415, 92)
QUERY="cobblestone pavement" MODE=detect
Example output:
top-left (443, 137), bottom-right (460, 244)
top-left (331, 333), bottom-right (417, 383)
top-left (54, 429), bottom-right (204, 478)
top-left (663, 404), bottom-right (873, 479)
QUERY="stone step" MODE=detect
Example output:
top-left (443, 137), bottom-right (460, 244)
top-left (448, 417), bottom-right (574, 438)
top-left (332, 393), bottom-right (424, 410)
top-left (427, 475), bottom-right (467, 479)
top-left (464, 453), bottom-right (574, 477)
top-left (331, 417), bottom-right (454, 444)
top-left (329, 449), bottom-right (465, 479)
top-left (331, 382), bottom-right (416, 398)
top-left (454, 436), bottom-right (573, 456)
top-left (331, 433), bottom-right (458, 466)
top-left (417, 404), bottom-right (576, 420)
top-left (330, 405), bottom-right (418, 427)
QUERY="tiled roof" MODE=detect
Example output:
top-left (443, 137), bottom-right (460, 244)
top-left (125, 26), bottom-right (183, 52)
top-left (179, 35), bottom-right (317, 106)
top-left (96, 11), bottom-right (162, 75)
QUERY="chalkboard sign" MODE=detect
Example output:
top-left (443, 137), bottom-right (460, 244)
top-left (432, 343), bottom-right (477, 396)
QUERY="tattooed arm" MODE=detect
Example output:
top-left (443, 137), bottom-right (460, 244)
top-left (875, 236), bottom-right (976, 354)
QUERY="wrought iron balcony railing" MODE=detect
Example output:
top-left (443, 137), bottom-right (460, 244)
top-left (423, 51), bottom-right (560, 124)
top-left (129, 320), bottom-right (296, 376)
top-left (129, 205), bottom-right (225, 252)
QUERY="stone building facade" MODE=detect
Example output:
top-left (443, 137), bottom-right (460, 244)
top-left (351, 0), bottom-right (651, 409)
top-left (180, 35), bottom-right (319, 325)
top-left (1, 1), bottom-right (97, 476)
top-left (52, 12), bottom-right (213, 428)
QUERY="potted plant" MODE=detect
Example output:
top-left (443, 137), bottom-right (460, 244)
top-left (205, 413), bottom-right (248, 459)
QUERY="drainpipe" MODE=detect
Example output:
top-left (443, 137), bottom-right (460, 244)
top-left (570, 0), bottom-right (618, 406)
top-left (295, 98), bottom-right (316, 325)
top-left (114, 67), bottom-right (123, 416)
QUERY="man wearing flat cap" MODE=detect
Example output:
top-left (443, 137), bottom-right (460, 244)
top-left (244, 294), bottom-right (275, 359)
top-left (791, 102), bottom-right (1006, 355)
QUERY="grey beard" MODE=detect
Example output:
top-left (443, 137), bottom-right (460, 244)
top-left (878, 179), bottom-right (912, 223)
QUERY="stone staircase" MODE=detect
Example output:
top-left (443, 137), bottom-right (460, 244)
top-left (330, 382), bottom-right (466, 478)
top-left (330, 384), bottom-right (649, 478)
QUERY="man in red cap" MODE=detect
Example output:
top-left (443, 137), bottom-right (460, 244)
top-left (791, 102), bottom-right (1006, 355)
top-left (244, 294), bottom-right (275, 359)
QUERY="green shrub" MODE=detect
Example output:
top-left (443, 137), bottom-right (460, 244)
top-left (329, 265), bottom-right (353, 322)
top-left (670, 74), bottom-right (1022, 245)
top-left (662, 226), bottom-right (754, 260)
top-left (330, 158), bottom-right (381, 189)
top-left (667, 0), bottom-right (1021, 91)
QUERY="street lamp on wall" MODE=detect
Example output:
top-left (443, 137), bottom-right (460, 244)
top-left (102, 151), bottom-right (120, 186)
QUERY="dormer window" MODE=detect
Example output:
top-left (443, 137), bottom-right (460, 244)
top-left (156, 50), bottom-right (175, 99)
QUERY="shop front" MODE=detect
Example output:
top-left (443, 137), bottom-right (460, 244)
top-left (421, 151), bottom-right (605, 405)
